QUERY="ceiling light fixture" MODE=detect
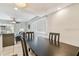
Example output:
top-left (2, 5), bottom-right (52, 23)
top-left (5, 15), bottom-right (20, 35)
top-left (14, 7), bottom-right (18, 10)
top-left (16, 3), bottom-right (27, 8)
top-left (57, 8), bottom-right (61, 10)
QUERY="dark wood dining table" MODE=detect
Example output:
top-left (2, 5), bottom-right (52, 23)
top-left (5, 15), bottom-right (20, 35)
top-left (26, 37), bottom-right (79, 56)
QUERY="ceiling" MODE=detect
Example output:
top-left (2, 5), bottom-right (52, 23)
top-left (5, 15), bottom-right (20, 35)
top-left (0, 3), bottom-right (71, 23)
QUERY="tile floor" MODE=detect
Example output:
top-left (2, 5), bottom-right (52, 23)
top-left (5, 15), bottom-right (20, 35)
top-left (0, 41), bottom-right (35, 56)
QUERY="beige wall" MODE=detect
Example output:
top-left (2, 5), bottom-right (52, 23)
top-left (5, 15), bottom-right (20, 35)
top-left (47, 4), bottom-right (79, 47)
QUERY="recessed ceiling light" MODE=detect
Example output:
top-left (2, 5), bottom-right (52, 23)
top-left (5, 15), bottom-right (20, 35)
top-left (57, 8), bottom-right (61, 10)
top-left (14, 7), bottom-right (18, 10)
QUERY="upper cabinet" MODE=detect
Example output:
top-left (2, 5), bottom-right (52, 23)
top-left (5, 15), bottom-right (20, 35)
top-left (0, 24), bottom-right (14, 34)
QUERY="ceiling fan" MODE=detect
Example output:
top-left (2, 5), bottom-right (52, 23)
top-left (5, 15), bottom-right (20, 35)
top-left (10, 17), bottom-right (20, 24)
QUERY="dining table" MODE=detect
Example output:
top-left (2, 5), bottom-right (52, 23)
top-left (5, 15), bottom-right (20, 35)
top-left (26, 37), bottom-right (79, 56)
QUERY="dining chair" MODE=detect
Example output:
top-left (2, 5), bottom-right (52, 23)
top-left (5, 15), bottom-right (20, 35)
top-left (49, 32), bottom-right (60, 46)
top-left (26, 32), bottom-right (34, 40)
top-left (49, 32), bottom-right (53, 44)
top-left (77, 52), bottom-right (79, 56)
top-left (23, 32), bottom-right (25, 38)
top-left (20, 37), bottom-right (28, 56)
top-left (54, 33), bottom-right (60, 46)
top-left (31, 32), bottom-right (34, 39)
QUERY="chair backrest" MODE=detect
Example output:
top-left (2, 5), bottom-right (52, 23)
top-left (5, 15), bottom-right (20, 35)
top-left (49, 32), bottom-right (60, 46)
top-left (77, 52), bottom-right (79, 56)
top-left (16, 36), bottom-right (21, 43)
top-left (49, 32), bottom-right (53, 43)
top-left (20, 37), bottom-right (28, 56)
top-left (26, 32), bottom-right (34, 40)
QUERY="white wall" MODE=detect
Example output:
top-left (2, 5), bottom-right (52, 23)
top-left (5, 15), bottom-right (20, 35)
top-left (27, 17), bottom-right (48, 38)
top-left (47, 4), bottom-right (79, 47)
